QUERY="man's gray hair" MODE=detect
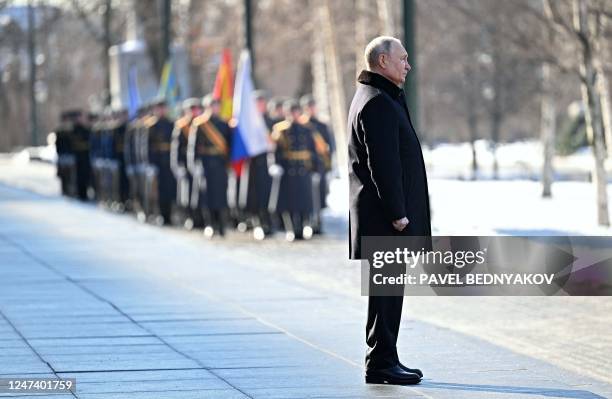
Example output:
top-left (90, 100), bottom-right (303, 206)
top-left (364, 36), bottom-right (402, 70)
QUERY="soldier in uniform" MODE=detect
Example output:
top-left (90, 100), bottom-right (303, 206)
top-left (171, 98), bottom-right (203, 229)
top-left (188, 96), bottom-right (232, 237)
top-left (53, 111), bottom-right (76, 197)
top-left (89, 112), bottom-right (104, 202)
top-left (124, 107), bottom-right (145, 215)
top-left (299, 94), bottom-right (335, 234)
top-left (239, 90), bottom-right (274, 239)
top-left (71, 110), bottom-right (92, 201)
top-left (111, 108), bottom-right (130, 209)
top-left (270, 100), bottom-right (319, 241)
top-left (143, 99), bottom-right (176, 225)
top-left (267, 97), bottom-right (285, 125)
top-left (98, 110), bottom-right (116, 205)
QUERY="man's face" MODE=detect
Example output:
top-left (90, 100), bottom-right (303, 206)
top-left (306, 104), bottom-right (317, 116)
top-left (380, 41), bottom-right (411, 86)
top-left (211, 102), bottom-right (221, 116)
top-left (256, 98), bottom-right (267, 114)
top-left (289, 109), bottom-right (301, 121)
top-left (190, 106), bottom-right (203, 118)
top-left (155, 105), bottom-right (167, 117)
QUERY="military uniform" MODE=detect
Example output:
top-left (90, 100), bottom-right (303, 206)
top-left (143, 113), bottom-right (176, 224)
top-left (270, 117), bottom-right (319, 240)
top-left (71, 114), bottom-right (92, 201)
top-left (89, 116), bottom-right (105, 201)
top-left (171, 113), bottom-right (197, 226)
top-left (299, 114), bottom-right (334, 233)
top-left (188, 110), bottom-right (232, 236)
top-left (54, 112), bottom-right (76, 197)
top-left (123, 112), bottom-right (144, 214)
top-left (241, 110), bottom-right (274, 235)
top-left (112, 112), bottom-right (130, 206)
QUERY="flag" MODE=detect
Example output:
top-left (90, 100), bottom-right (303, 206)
top-left (127, 66), bottom-right (141, 120)
top-left (158, 60), bottom-right (179, 115)
top-left (231, 50), bottom-right (271, 176)
top-left (212, 49), bottom-right (234, 121)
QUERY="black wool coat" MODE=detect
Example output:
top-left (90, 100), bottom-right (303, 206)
top-left (348, 70), bottom-right (431, 259)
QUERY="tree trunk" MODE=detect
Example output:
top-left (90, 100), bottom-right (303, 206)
top-left (319, 0), bottom-right (348, 177)
top-left (134, 0), bottom-right (163, 79)
top-left (187, 0), bottom-right (206, 96)
top-left (311, 20), bottom-right (330, 124)
top-left (574, 0), bottom-right (609, 226)
top-left (596, 67), bottom-right (612, 158)
top-left (355, 0), bottom-right (367, 73)
top-left (489, 32), bottom-right (502, 180)
top-left (540, 62), bottom-right (556, 198)
top-left (465, 67), bottom-right (479, 180)
top-left (376, 0), bottom-right (395, 36)
top-left (102, 0), bottom-right (112, 106)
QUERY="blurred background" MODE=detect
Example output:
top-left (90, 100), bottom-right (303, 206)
top-left (1, 0), bottom-right (612, 232)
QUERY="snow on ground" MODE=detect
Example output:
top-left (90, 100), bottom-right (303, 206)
top-left (326, 177), bottom-right (612, 237)
top-left (327, 140), bottom-right (612, 236)
top-left (423, 139), bottom-right (612, 181)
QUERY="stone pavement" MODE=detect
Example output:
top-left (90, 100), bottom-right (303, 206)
top-left (0, 183), bottom-right (611, 398)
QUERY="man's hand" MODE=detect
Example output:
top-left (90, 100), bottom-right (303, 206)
top-left (392, 217), bottom-right (409, 232)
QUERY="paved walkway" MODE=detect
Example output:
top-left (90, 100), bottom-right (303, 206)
top-left (0, 183), bottom-right (611, 398)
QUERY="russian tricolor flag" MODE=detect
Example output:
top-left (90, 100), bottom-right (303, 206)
top-left (231, 50), bottom-right (271, 176)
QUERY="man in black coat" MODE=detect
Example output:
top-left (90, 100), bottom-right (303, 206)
top-left (348, 36), bottom-right (431, 385)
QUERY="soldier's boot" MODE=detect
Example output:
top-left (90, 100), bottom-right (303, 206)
top-left (259, 209), bottom-right (273, 235)
top-left (301, 213), bottom-right (314, 240)
top-left (202, 209), bottom-right (216, 238)
top-left (292, 213), bottom-right (304, 240)
top-left (281, 212), bottom-right (296, 242)
top-left (313, 211), bottom-right (323, 235)
top-left (160, 201), bottom-right (172, 226)
top-left (216, 210), bottom-right (227, 237)
top-left (191, 208), bottom-right (205, 229)
top-left (252, 214), bottom-right (265, 241)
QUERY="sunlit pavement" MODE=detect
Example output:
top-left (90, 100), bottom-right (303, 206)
top-left (0, 166), bottom-right (611, 397)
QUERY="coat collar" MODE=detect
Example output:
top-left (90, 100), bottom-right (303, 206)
top-left (357, 70), bottom-right (403, 99)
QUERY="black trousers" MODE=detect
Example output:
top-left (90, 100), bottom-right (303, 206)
top-left (365, 261), bottom-right (405, 370)
top-left (365, 295), bottom-right (403, 370)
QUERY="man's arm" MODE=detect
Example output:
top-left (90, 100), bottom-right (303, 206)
top-left (360, 95), bottom-right (406, 223)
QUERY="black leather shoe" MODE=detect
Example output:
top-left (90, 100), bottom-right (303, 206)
top-left (398, 362), bottom-right (423, 378)
top-left (365, 365), bottom-right (421, 385)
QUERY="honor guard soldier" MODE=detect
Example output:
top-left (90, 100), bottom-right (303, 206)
top-left (240, 90), bottom-right (274, 239)
top-left (188, 96), bottom-right (232, 238)
top-left (143, 99), bottom-right (176, 225)
top-left (269, 100), bottom-right (319, 241)
top-left (124, 106), bottom-right (145, 215)
top-left (299, 94), bottom-right (335, 234)
top-left (71, 110), bottom-right (92, 201)
top-left (53, 111), bottom-right (76, 197)
top-left (267, 97), bottom-right (285, 125)
top-left (110, 108), bottom-right (129, 210)
top-left (96, 110), bottom-right (115, 205)
top-left (171, 98), bottom-right (203, 229)
top-left (89, 112), bottom-right (105, 202)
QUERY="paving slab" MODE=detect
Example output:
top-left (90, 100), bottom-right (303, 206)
top-left (1, 182), bottom-right (611, 398)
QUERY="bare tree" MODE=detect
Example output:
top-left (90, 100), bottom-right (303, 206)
top-left (544, 0), bottom-right (610, 226)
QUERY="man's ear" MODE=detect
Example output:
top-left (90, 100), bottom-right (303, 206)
top-left (378, 53), bottom-right (387, 69)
